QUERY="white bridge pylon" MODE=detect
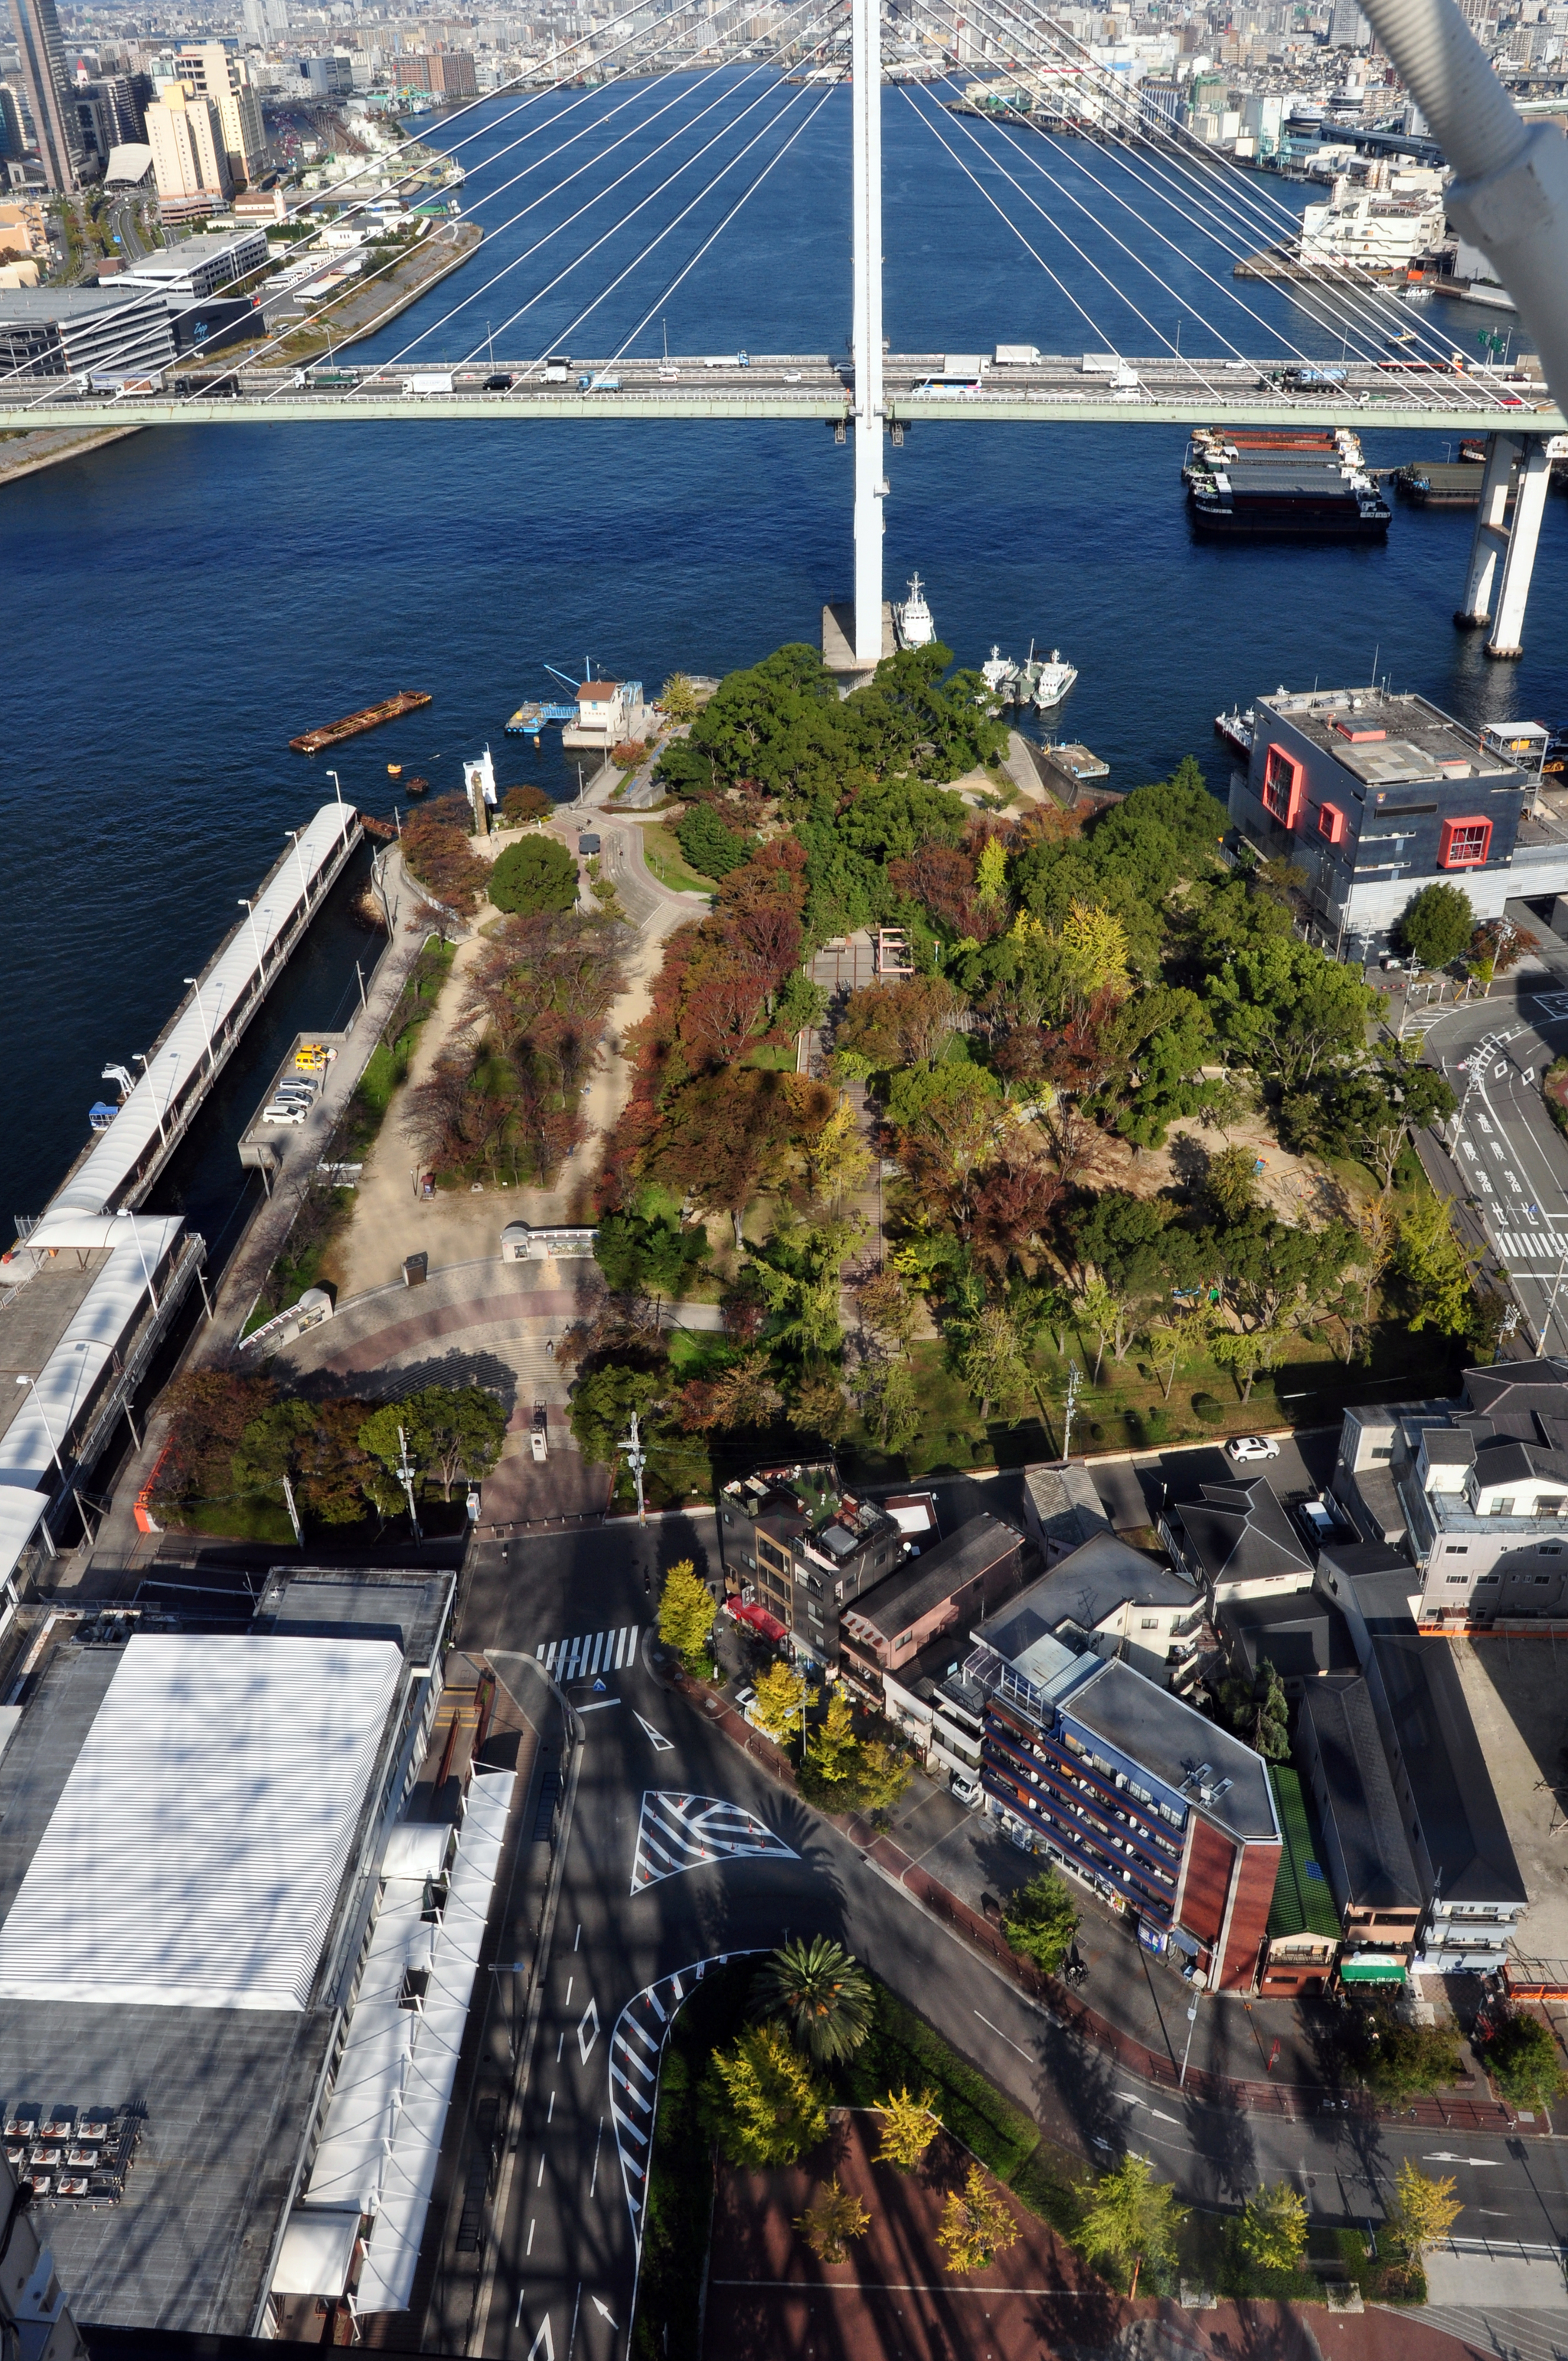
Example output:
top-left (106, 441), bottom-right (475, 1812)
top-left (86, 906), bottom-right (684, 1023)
top-left (851, 0), bottom-right (885, 665)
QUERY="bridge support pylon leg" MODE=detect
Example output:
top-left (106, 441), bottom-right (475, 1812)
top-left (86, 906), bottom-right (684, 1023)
top-left (1486, 433), bottom-right (1550, 659)
top-left (1454, 430), bottom-right (1519, 630)
top-left (851, 0), bottom-right (884, 669)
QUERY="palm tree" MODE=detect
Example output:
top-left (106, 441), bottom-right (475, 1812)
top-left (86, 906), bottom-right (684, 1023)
top-left (753, 1935), bottom-right (873, 2064)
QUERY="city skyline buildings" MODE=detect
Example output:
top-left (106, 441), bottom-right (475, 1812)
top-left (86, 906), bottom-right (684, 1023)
top-left (8, 0), bottom-right (84, 189)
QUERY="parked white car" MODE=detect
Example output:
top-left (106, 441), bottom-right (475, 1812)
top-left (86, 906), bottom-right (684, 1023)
top-left (951, 1771), bottom-right (982, 1808)
top-left (260, 1103), bottom-right (307, 1125)
top-left (1226, 1434), bottom-right (1280, 1464)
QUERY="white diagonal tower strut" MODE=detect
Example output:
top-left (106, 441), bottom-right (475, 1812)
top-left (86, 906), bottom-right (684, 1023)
top-left (851, 0), bottom-right (884, 664)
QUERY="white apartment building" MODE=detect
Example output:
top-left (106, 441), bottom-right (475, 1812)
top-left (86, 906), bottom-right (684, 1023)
top-left (174, 44), bottom-right (266, 188)
top-left (1299, 176), bottom-right (1446, 268)
top-left (145, 82), bottom-right (232, 212)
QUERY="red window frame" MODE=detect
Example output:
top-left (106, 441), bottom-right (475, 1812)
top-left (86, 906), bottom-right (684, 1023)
top-left (1260, 743), bottom-right (1305, 829)
top-left (1439, 815), bottom-right (1492, 869)
top-left (1318, 802), bottom-right (1345, 844)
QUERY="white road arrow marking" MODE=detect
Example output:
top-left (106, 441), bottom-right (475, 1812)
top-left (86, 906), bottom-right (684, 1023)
top-left (633, 1712), bottom-right (674, 1751)
top-left (578, 1996), bottom-right (600, 2064)
top-left (1423, 2153), bottom-right (1503, 2166)
top-left (591, 2297), bottom-right (620, 2328)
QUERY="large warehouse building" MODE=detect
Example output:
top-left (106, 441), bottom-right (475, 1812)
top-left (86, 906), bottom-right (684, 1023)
top-left (0, 1568), bottom-right (512, 2339)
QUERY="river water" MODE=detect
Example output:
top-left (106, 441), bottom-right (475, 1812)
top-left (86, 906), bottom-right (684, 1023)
top-left (4, 75), bottom-right (1566, 1225)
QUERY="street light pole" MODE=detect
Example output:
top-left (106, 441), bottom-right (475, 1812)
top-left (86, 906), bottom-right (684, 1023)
top-left (1178, 1970), bottom-right (1207, 2088)
top-left (183, 976), bottom-right (216, 1070)
top-left (326, 768), bottom-right (344, 805)
top-left (395, 1424), bottom-right (422, 1539)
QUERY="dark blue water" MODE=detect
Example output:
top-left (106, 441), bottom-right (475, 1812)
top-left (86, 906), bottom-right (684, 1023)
top-left (5, 75), bottom-right (1566, 1217)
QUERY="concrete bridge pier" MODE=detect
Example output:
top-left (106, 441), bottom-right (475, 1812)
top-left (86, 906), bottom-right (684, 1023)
top-left (1454, 430), bottom-right (1552, 658)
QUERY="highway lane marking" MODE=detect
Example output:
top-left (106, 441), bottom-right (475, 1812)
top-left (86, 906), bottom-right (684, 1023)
top-left (568, 2283), bottom-right (581, 2361)
top-left (633, 1711), bottom-right (675, 1751)
top-left (975, 2009), bottom-right (1033, 2062)
top-left (565, 1977), bottom-right (573, 2006)
top-left (590, 2114), bottom-right (604, 2196)
top-left (580, 1699), bottom-right (622, 1713)
top-left (537, 2154), bottom-right (546, 2186)
top-left (527, 2216), bottom-right (536, 2255)
top-left (557, 2031), bottom-right (565, 2061)
top-left (629, 1790), bottom-right (797, 1895)
top-left (547, 2090), bottom-right (556, 2122)
top-left (534, 1626), bottom-right (642, 1679)
top-left (578, 1997), bottom-right (601, 2063)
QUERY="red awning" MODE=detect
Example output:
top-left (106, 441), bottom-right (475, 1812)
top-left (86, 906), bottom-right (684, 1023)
top-left (728, 1600), bottom-right (788, 1644)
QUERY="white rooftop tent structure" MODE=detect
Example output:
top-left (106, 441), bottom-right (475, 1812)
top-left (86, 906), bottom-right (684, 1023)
top-left (0, 1633), bottom-right (403, 2011)
top-left (303, 1769), bottom-right (514, 2313)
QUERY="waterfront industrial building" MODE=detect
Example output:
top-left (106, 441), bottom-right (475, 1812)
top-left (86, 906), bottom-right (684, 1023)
top-left (1228, 682), bottom-right (1568, 944)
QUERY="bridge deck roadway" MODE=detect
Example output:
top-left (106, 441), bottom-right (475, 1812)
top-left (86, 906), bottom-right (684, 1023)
top-left (2, 352), bottom-right (1562, 432)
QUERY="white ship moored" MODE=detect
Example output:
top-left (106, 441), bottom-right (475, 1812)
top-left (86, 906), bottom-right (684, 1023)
top-left (892, 571), bottom-right (936, 650)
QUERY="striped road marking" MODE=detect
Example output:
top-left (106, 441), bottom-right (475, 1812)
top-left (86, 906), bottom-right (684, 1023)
top-left (609, 1952), bottom-right (764, 2249)
top-left (1492, 1231), bottom-right (1568, 1257)
top-left (630, 1790), bottom-right (797, 1896)
top-left (535, 1626), bottom-right (642, 1681)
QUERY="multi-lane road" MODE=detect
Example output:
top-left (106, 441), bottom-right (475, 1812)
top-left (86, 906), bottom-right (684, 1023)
top-left (452, 1523), bottom-right (1568, 2361)
top-left (1, 352), bottom-right (1557, 433)
top-left (1414, 973), bottom-right (1568, 1352)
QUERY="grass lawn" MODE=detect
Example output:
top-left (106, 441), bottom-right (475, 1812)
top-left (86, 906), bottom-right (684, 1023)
top-left (638, 822), bottom-right (714, 897)
top-left (840, 1309), bottom-right (1467, 1482)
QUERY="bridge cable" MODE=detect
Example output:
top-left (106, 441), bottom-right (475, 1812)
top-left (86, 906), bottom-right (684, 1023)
top-left (893, 87), bottom-right (1138, 356)
top-left (567, 83), bottom-right (839, 368)
top-left (922, 44), bottom-right (1410, 378)
top-left (283, 34), bottom-right (840, 401)
top-left (4, 0), bottom-right (815, 407)
top-left (912, 75), bottom-right (1272, 386)
top-left (447, 65), bottom-right (841, 370)
top-left (939, 0), bottom-right (1520, 401)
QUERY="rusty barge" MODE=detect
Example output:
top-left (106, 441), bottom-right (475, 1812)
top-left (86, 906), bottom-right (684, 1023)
top-left (289, 691), bottom-right (432, 757)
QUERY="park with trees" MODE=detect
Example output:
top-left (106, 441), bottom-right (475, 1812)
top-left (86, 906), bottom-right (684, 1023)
top-left (565, 635), bottom-right (1499, 1498)
top-left (632, 1936), bottom-right (1454, 2357)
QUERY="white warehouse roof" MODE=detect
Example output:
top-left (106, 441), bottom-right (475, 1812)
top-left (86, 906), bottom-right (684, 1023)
top-left (0, 1632), bottom-right (402, 2011)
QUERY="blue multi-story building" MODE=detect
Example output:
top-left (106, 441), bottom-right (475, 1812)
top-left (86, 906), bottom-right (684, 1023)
top-left (968, 1581), bottom-right (1282, 1992)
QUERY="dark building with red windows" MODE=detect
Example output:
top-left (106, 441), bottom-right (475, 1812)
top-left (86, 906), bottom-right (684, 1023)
top-left (1227, 684), bottom-right (1563, 950)
top-left (968, 1585), bottom-right (1281, 1992)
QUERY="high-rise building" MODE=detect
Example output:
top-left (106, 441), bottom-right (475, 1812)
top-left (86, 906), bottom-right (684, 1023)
top-left (175, 44), bottom-right (266, 188)
top-left (0, 80), bottom-right (25, 161)
top-left (8, 0), bottom-right (86, 190)
top-left (144, 80), bottom-right (232, 216)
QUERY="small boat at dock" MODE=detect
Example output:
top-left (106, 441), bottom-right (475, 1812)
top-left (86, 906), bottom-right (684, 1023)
top-left (979, 641), bottom-right (1077, 710)
top-left (892, 572), bottom-right (936, 650)
top-left (1215, 706), bottom-right (1255, 757)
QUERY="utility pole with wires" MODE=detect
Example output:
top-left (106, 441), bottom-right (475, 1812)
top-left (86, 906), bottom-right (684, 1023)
top-left (1060, 1361), bottom-right (1082, 1462)
top-left (620, 1409), bottom-right (648, 1526)
top-left (395, 1423), bottom-right (423, 1539)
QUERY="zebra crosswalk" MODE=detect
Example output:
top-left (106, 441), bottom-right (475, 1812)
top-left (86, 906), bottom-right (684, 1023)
top-left (1489, 1228), bottom-right (1568, 1265)
top-left (630, 1789), bottom-right (797, 1896)
top-left (534, 1625), bottom-right (642, 1682)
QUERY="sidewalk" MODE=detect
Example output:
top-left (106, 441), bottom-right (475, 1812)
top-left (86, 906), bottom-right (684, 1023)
top-left (661, 1662), bottom-right (1532, 2137)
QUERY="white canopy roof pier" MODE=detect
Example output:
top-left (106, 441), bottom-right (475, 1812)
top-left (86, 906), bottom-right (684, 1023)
top-left (0, 1632), bottom-right (403, 2010)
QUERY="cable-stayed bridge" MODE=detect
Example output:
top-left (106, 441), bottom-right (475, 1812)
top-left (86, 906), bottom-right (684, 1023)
top-left (5, 0), bottom-right (1563, 655)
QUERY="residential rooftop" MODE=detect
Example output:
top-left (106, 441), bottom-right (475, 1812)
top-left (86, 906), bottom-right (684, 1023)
top-left (1168, 1476), bottom-right (1313, 1589)
top-left (1297, 1674), bottom-right (1422, 1914)
top-left (1061, 1655), bottom-right (1280, 1846)
top-left (1354, 1571), bottom-right (1526, 1905)
top-left (848, 1512), bottom-right (1023, 1643)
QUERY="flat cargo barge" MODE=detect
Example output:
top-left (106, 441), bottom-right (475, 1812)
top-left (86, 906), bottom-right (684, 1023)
top-left (290, 690), bottom-right (432, 756)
